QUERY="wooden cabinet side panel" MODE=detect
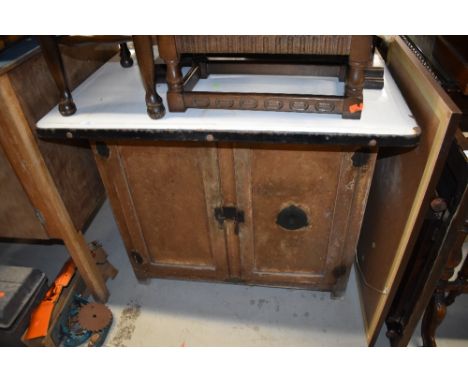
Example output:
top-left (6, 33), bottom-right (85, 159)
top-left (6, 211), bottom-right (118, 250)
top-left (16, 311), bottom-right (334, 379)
top-left (330, 150), bottom-right (377, 294)
top-left (37, 139), bottom-right (105, 234)
top-left (6, 45), bottom-right (116, 233)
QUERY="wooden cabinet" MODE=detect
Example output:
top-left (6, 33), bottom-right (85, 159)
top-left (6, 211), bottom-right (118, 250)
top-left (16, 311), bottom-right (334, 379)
top-left (0, 38), bottom-right (115, 240)
top-left (34, 37), bottom-right (418, 301)
top-left (94, 141), bottom-right (376, 296)
top-left (35, 36), bottom-right (461, 344)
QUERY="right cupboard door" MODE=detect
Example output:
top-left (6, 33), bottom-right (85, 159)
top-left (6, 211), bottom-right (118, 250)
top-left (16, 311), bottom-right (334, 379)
top-left (233, 144), bottom-right (376, 295)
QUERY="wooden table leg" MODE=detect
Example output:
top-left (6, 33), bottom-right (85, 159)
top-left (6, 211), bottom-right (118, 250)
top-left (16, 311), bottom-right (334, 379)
top-left (421, 290), bottom-right (446, 346)
top-left (158, 35), bottom-right (186, 112)
top-left (119, 43), bottom-right (133, 68)
top-left (132, 35), bottom-right (165, 119)
top-left (38, 36), bottom-right (77, 116)
top-left (343, 36), bottom-right (373, 119)
top-left (421, 245), bottom-right (464, 346)
top-left (0, 75), bottom-right (109, 303)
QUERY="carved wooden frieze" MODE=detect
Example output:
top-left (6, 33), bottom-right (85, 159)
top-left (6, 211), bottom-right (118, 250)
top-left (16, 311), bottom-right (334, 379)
top-left (183, 93), bottom-right (343, 114)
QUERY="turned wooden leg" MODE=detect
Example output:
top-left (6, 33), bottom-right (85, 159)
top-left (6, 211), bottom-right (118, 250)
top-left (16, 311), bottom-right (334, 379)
top-left (158, 35), bottom-right (186, 112)
top-left (119, 42), bottom-right (133, 68)
top-left (421, 243), bottom-right (466, 346)
top-left (342, 36), bottom-right (373, 119)
top-left (421, 290), bottom-right (446, 347)
top-left (132, 35), bottom-right (165, 119)
top-left (38, 36), bottom-right (77, 116)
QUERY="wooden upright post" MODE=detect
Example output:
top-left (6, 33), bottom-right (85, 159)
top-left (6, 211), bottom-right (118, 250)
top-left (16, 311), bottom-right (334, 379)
top-left (133, 35), bottom-right (166, 119)
top-left (343, 35), bottom-right (373, 119)
top-left (157, 35), bottom-right (186, 112)
top-left (38, 36), bottom-right (77, 116)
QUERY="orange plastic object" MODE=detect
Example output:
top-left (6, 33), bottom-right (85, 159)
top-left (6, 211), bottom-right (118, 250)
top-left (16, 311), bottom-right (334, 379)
top-left (24, 260), bottom-right (76, 340)
top-left (349, 103), bottom-right (364, 113)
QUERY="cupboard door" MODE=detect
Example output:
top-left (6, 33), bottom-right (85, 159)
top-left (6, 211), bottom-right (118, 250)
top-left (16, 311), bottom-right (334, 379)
top-left (99, 142), bottom-right (229, 281)
top-left (234, 144), bottom-right (375, 293)
top-left (356, 37), bottom-right (461, 345)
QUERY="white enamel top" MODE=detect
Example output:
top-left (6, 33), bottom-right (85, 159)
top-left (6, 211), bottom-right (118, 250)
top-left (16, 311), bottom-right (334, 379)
top-left (37, 51), bottom-right (417, 138)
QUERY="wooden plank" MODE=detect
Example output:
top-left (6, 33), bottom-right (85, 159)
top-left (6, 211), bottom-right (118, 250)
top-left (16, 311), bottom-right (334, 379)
top-left (217, 143), bottom-right (242, 279)
top-left (356, 37), bottom-right (461, 345)
top-left (328, 148), bottom-right (377, 296)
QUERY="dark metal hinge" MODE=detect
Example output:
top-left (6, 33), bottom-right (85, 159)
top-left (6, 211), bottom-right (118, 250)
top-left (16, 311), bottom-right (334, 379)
top-left (214, 206), bottom-right (244, 234)
top-left (95, 141), bottom-right (109, 158)
top-left (131, 250), bottom-right (144, 264)
top-left (352, 148), bottom-right (371, 167)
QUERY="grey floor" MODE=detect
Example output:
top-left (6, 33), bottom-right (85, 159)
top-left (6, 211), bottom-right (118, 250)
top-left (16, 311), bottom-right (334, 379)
top-left (1, 201), bottom-right (466, 346)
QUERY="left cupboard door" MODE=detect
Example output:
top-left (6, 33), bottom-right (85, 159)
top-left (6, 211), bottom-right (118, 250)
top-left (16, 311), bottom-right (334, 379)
top-left (93, 141), bottom-right (230, 282)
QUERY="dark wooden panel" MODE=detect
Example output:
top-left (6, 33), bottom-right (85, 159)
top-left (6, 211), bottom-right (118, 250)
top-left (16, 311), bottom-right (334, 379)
top-left (433, 36), bottom-right (468, 95)
top-left (175, 36), bottom-right (352, 55)
top-left (0, 144), bottom-right (48, 239)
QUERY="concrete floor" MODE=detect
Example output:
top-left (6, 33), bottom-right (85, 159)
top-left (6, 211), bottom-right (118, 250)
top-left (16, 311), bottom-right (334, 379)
top-left (1, 201), bottom-right (466, 346)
